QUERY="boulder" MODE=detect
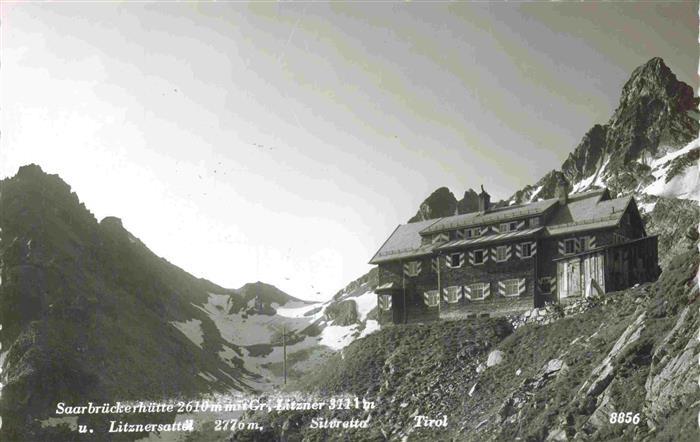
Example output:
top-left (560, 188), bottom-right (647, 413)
top-left (486, 350), bottom-right (504, 367)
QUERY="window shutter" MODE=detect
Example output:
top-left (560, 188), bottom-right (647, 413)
top-left (516, 220), bottom-right (525, 230)
top-left (468, 250), bottom-right (474, 265)
top-left (497, 280), bottom-right (506, 297)
top-left (530, 241), bottom-right (537, 255)
top-left (456, 229), bottom-right (465, 239)
top-left (588, 235), bottom-right (596, 249)
top-left (463, 285), bottom-right (472, 300)
top-left (574, 238), bottom-right (582, 253)
top-left (515, 243), bottom-right (522, 258)
top-left (518, 278), bottom-right (526, 295)
top-left (378, 294), bottom-right (392, 311)
top-left (431, 257), bottom-right (439, 273)
top-left (483, 283), bottom-right (491, 298)
top-left (558, 240), bottom-right (565, 255)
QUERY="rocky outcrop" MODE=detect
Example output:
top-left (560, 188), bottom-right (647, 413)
top-left (457, 189), bottom-right (480, 214)
top-left (408, 187), bottom-right (486, 223)
top-left (323, 299), bottom-right (359, 326)
top-left (407, 187), bottom-right (458, 223)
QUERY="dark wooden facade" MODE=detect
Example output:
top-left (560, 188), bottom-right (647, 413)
top-left (372, 188), bottom-right (660, 325)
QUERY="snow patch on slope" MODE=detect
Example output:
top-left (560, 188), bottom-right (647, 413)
top-left (572, 157), bottom-right (611, 193)
top-left (171, 319), bottom-right (204, 349)
top-left (643, 138), bottom-right (700, 202)
top-left (276, 301), bottom-right (323, 319)
top-left (353, 290), bottom-right (377, 321)
top-left (319, 324), bottom-right (361, 350)
top-left (527, 185), bottom-right (544, 203)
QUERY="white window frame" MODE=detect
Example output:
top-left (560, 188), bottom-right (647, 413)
top-left (495, 245), bottom-right (508, 262)
top-left (521, 242), bottom-right (533, 258)
top-left (502, 279), bottom-right (520, 297)
top-left (473, 249), bottom-right (486, 265)
top-left (449, 253), bottom-right (462, 268)
top-left (469, 282), bottom-right (489, 300)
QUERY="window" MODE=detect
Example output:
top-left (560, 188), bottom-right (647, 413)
top-left (403, 261), bottom-right (422, 277)
top-left (450, 253), bottom-right (461, 268)
top-left (469, 282), bottom-right (490, 300)
top-left (502, 279), bottom-right (520, 297)
top-left (521, 243), bottom-right (533, 258)
top-left (495, 246), bottom-right (508, 262)
top-left (473, 249), bottom-right (485, 264)
top-left (466, 227), bottom-right (481, 238)
top-left (529, 217), bottom-right (540, 227)
top-left (444, 286), bottom-right (462, 304)
top-left (423, 290), bottom-right (439, 307)
top-left (539, 277), bottom-right (552, 294)
top-left (564, 239), bottom-right (577, 254)
top-left (500, 221), bottom-right (519, 233)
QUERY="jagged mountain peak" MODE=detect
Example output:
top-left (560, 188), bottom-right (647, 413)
top-left (509, 57), bottom-right (698, 206)
top-left (619, 57), bottom-right (695, 108)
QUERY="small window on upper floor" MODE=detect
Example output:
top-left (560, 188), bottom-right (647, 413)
top-left (529, 217), bottom-right (540, 227)
top-left (450, 253), bottom-right (461, 267)
top-left (565, 238), bottom-right (577, 254)
top-left (473, 249), bottom-right (485, 264)
top-left (521, 243), bottom-right (533, 258)
top-left (500, 221), bottom-right (519, 233)
top-left (466, 227), bottom-right (481, 238)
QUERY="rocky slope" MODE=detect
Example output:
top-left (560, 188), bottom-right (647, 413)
top-left (224, 244), bottom-right (698, 442)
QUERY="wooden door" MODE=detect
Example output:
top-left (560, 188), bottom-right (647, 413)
top-left (557, 259), bottom-right (582, 300)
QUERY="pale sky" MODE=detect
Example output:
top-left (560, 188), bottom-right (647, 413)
top-left (2, 2), bottom-right (698, 301)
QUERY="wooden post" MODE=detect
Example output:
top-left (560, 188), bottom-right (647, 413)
top-left (282, 325), bottom-right (287, 386)
top-left (402, 261), bottom-right (407, 324)
top-left (437, 254), bottom-right (441, 318)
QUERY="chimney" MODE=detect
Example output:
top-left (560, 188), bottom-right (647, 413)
top-left (555, 174), bottom-right (569, 205)
top-left (478, 185), bottom-right (491, 213)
